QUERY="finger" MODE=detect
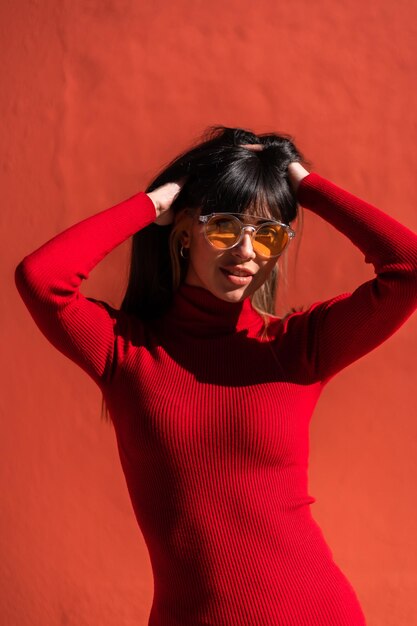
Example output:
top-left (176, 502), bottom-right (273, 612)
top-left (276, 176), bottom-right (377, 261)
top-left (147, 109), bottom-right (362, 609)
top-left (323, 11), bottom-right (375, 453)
top-left (240, 143), bottom-right (264, 151)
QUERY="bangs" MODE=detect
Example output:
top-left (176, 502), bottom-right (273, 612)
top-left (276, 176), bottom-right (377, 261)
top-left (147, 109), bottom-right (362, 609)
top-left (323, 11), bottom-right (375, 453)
top-left (198, 154), bottom-right (296, 225)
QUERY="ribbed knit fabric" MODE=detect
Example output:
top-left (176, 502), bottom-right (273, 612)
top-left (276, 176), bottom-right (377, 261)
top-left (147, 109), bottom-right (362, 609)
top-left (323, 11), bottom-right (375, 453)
top-left (15, 173), bottom-right (417, 625)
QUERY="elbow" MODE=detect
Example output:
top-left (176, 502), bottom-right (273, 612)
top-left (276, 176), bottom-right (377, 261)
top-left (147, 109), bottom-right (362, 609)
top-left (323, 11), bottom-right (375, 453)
top-left (14, 257), bottom-right (44, 303)
top-left (14, 259), bottom-right (30, 295)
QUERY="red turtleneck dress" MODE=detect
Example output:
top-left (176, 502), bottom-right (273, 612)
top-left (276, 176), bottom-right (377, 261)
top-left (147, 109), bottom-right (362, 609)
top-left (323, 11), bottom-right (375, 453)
top-left (15, 173), bottom-right (417, 625)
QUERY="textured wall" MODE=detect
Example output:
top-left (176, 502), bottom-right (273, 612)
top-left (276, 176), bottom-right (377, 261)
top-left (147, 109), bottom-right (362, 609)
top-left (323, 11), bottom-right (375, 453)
top-left (3, 0), bottom-right (417, 624)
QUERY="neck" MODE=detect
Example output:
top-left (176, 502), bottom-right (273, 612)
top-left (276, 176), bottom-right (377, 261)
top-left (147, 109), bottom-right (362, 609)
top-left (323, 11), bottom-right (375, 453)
top-left (164, 283), bottom-right (266, 338)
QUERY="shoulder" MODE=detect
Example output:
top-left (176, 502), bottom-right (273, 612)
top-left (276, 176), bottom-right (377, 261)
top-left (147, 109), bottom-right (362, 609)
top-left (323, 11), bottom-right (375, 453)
top-left (264, 300), bottom-right (332, 342)
top-left (262, 305), bottom-right (306, 337)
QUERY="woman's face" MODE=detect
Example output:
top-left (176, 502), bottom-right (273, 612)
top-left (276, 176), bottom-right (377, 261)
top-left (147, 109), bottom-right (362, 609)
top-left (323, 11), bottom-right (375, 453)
top-left (183, 212), bottom-right (277, 303)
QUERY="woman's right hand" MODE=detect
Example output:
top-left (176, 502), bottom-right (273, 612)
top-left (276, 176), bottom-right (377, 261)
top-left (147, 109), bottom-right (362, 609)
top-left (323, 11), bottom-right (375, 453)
top-left (147, 177), bottom-right (188, 225)
top-left (287, 162), bottom-right (310, 194)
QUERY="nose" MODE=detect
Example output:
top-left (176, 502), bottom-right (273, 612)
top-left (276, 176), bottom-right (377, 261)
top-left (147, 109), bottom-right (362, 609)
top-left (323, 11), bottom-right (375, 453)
top-left (232, 229), bottom-right (257, 260)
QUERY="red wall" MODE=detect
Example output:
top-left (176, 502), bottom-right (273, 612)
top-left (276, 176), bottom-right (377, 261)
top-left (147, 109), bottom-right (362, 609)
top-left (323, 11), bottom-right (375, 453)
top-left (3, 1), bottom-right (417, 624)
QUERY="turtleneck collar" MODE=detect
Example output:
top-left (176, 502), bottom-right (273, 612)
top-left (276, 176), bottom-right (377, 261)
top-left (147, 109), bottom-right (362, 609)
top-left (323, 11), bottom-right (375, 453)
top-left (162, 283), bottom-right (266, 338)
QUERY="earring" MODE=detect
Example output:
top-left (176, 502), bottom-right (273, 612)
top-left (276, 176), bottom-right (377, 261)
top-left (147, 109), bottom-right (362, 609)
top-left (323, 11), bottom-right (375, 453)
top-left (180, 245), bottom-right (189, 259)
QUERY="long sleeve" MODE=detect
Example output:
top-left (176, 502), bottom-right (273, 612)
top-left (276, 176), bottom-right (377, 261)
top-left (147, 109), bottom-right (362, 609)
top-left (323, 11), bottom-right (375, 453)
top-left (14, 191), bottom-right (157, 387)
top-left (290, 172), bottom-right (417, 384)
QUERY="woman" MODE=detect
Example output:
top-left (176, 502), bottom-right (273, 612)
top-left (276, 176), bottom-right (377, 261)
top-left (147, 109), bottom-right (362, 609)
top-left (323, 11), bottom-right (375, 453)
top-left (15, 126), bottom-right (417, 625)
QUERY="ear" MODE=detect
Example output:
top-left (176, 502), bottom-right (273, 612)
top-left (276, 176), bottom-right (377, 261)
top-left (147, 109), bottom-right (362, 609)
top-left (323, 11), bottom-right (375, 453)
top-left (177, 212), bottom-right (194, 247)
top-left (180, 231), bottom-right (191, 248)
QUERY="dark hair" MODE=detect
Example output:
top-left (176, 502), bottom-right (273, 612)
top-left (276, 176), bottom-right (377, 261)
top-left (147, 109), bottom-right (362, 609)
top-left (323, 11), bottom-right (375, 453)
top-left (101, 125), bottom-right (309, 422)
top-left (121, 125), bottom-right (307, 320)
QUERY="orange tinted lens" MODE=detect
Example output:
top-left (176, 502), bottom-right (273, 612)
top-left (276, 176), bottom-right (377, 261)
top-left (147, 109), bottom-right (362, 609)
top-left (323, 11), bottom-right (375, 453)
top-left (253, 225), bottom-right (288, 257)
top-left (205, 216), bottom-right (240, 248)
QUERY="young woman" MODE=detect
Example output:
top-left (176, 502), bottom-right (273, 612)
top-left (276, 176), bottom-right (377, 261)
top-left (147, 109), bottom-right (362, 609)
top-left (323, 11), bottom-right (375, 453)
top-left (15, 126), bottom-right (417, 625)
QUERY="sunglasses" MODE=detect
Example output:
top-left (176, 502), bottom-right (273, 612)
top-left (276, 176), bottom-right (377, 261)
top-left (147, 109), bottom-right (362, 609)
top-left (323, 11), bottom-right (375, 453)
top-left (197, 213), bottom-right (296, 258)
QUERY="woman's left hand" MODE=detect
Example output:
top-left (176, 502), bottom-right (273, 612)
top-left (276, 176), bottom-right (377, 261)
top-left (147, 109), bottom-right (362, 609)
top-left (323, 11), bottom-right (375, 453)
top-left (287, 162), bottom-right (310, 194)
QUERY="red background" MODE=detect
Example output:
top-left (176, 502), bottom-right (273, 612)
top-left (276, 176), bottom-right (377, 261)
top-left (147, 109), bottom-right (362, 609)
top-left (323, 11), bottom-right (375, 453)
top-left (3, 1), bottom-right (417, 624)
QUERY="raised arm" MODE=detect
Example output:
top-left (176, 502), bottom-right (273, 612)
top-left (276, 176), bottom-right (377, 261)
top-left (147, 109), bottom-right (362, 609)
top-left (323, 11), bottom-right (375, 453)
top-left (285, 164), bottom-right (417, 385)
top-left (14, 181), bottom-right (183, 388)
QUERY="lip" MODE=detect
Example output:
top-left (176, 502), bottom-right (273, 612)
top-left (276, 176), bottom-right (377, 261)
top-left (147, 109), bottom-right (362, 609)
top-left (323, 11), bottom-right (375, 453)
top-left (220, 266), bottom-right (255, 277)
top-left (220, 266), bottom-right (255, 286)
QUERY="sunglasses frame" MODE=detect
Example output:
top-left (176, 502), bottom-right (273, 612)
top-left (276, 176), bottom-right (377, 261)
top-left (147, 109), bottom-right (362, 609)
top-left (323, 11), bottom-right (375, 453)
top-left (197, 212), bottom-right (296, 258)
